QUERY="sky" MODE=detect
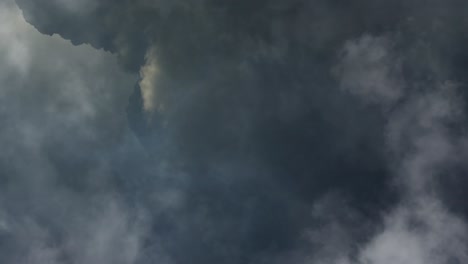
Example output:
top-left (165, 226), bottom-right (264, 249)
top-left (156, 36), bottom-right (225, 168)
top-left (1, 0), bottom-right (468, 263)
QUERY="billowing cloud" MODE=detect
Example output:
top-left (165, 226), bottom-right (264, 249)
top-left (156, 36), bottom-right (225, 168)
top-left (307, 34), bottom-right (468, 264)
top-left (0, 2), bottom-right (147, 264)
top-left (4, 0), bottom-right (468, 263)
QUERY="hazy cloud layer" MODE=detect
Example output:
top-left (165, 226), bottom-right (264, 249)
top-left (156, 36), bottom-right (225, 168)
top-left (3, 0), bottom-right (468, 263)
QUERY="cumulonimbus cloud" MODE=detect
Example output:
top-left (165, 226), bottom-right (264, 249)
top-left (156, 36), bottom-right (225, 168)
top-left (5, 0), bottom-right (468, 263)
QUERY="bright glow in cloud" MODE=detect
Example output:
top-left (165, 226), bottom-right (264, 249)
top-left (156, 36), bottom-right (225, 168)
top-left (139, 46), bottom-right (161, 113)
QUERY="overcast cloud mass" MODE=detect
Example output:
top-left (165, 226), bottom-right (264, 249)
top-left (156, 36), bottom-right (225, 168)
top-left (1, 0), bottom-right (468, 263)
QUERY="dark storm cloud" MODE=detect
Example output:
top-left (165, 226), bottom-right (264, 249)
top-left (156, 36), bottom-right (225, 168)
top-left (8, 0), bottom-right (468, 263)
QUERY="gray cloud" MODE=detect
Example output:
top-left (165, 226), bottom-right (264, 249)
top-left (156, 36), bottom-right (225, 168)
top-left (0, 2), bottom-right (147, 263)
top-left (333, 35), bottom-right (404, 106)
top-left (4, 0), bottom-right (468, 263)
top-left (317, 34), bottom-right (468, 264)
